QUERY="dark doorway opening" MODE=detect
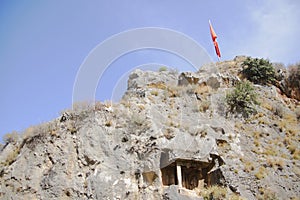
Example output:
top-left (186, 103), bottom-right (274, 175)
top-left (181, 165), bottom-right (203, 190)
top-left (161, 163), bottom-right (178, 186)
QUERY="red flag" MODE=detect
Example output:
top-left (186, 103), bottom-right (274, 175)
top-left (209, 20), bottom-right (221, 58)
top-left (214, 41), bottom-right (221, 58)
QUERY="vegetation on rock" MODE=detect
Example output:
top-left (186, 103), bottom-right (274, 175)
top-left (2, 131), bottom-right (19, 144)
top-left (159, 66), bottom-right (168, 72)
top-left (0, 57), bottom-right (299, 200)
top-left (225, 81), bottom-right (259, 117)
top-left (241, 57), bottom-right (276, 85)
top-left (285, 63), bottom-right (300, 100)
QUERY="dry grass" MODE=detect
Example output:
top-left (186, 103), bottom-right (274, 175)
top-left (199, 185), bottom-right (244, 200)
top-left (252, 131), bottom-right (262, 139)
top-left (66, 121), bottom-right (77, 133)
top-left (22, 127), bottom-right (36, 140)
top-left (120, 100), bottom-right (131, 108)
top-left (257, 117), bottom-right (270, 125)
top-left (266, 158), bottom-right (285, 169)
top-left (137, 104), bottom-right (145, 110)
top-left (199, 100), bottom-right (211, 112)
top-left (3, 131), bottom-right (20, 144)
top-left (149, 83), bottom-right (186, 98)
top-left (273, 104), bottom-right (284, 118)
top-left (293, 166), bottom-right (300, 177)
top-left (21, 121), bottom-right (58, 142)
top-left (150, 90), bottom-right (159, 96)
top-left (272, 137), bottom-right (283, 147)
top-left (255, 166), bottom-right (267, 180)
top-left (163, 128), bottom-right (175, 140)
top-left (105, 120), bottom-right (113, 127)
top-left (199, 185), bottom-right (227, 200)
top-left (147, 82), bottom-right (167, 90)
top-left (292, 149), bottom-right (300, 160)
top-left (278, 113), bottom-right (298, 136)
top-left (194, 83), bottom-right (210, 96)
top-left (257, 188), bottom-right (278, 200)
top-left (263, 145), bottom-right (279, 156)
top-left (234, 122), bottom-right (245, 130)
top-left (261, 101), bottom-right (273, 111)
top-left (72, 101), bottom-right (94, 113)
top-left (253, 138), bottom-right (260, 147)
top-left (287, 143), bottom-right (297, 154)
top-left (167, 120), bottom-right (180, 128)
top-left (240, 157), bottom-right (255, 172)
top-left (244, 161), bottom-right (255, 172)
top-left (167, 85), bottom-right (183, 97)
top-left (1, 146), bottom-right (20, 166)
top-left (247, 112), bottom-right (264, 122)
top-left (284, 138), bottom-right (300, 160)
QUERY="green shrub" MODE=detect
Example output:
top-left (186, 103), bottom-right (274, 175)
top-left (241, 57), bottom-right (276, 85)
top-left (159, 66), bottom-right (168, 72)
top-left (226, 81), bottom-right (259, 117)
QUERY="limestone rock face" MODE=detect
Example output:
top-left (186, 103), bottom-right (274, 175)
top-left (0, 58), bottom-right (299, 200)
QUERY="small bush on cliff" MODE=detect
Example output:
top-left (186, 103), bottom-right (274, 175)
top-left (200, 185), bottom-right (227, 200)
top-left (241, 57), bottom-right (275, 85)
top-left (226, 81), bottom-right (258, 117)
top-left (3, 131), bottom-right (20, 144)
top-left (287, 63), bottom-right (300, 88)
top-left (1, 146), bottom-right (20, 166)
top-left (159, 66), bottom-right (168, 72)
top-left (285, 63), bottom-right (300, 100)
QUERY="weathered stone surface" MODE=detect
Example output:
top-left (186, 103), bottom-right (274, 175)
top-left (0, 58), bottom-right (299, 200)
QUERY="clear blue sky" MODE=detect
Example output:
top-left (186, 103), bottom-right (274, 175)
top-left (1, 0), bottom-right (299, 141)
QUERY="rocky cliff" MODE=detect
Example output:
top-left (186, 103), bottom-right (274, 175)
top-left (0, 57), bottom-right (299, 200)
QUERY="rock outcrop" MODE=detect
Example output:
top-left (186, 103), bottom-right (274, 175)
top-left (0, 57), bottom-right (299, 200)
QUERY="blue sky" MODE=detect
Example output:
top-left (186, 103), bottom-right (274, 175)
top-left (1, 0), bottom-right (299, 142)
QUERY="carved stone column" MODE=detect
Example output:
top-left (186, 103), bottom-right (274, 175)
top-left (176, 163), bottom-right (182, 188)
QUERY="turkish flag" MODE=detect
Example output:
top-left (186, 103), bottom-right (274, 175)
top-left (209, 21), bottom-right (221, 58)
top-left (213, 41), bottom-right (221, 58)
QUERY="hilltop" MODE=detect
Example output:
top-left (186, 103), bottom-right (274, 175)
top-left (0, 56), bottom-right (299, 200)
